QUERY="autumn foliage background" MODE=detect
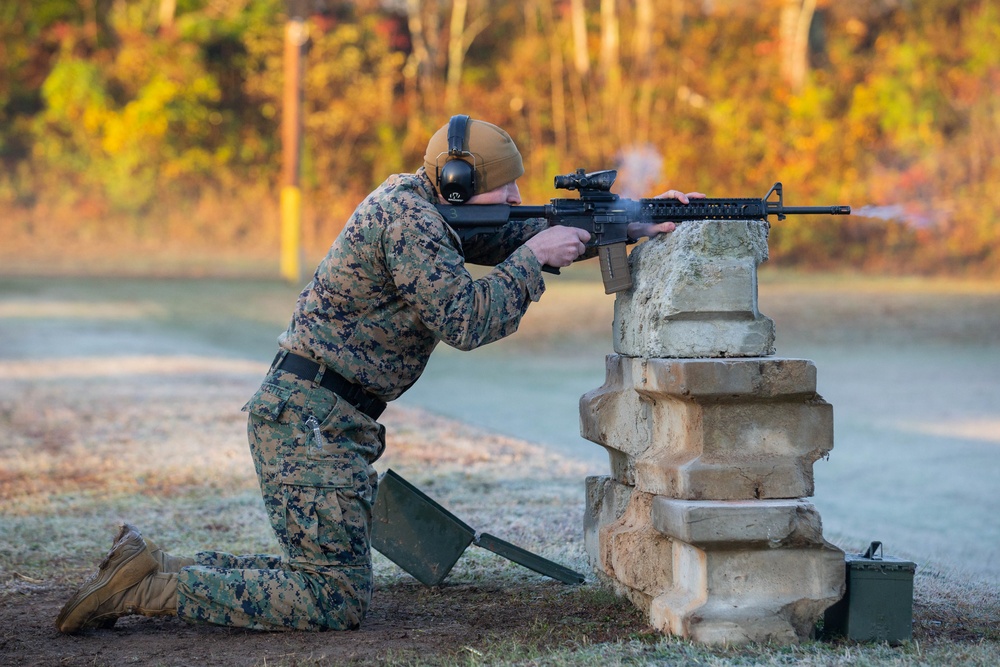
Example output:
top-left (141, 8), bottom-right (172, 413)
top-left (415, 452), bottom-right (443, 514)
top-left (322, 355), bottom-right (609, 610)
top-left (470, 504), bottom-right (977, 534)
top-left (2, 0), bottom-right (999, 275)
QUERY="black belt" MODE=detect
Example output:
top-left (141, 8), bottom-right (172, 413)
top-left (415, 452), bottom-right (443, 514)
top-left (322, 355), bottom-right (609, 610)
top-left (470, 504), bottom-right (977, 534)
top-left (273, 352), bottom-right (387, 420)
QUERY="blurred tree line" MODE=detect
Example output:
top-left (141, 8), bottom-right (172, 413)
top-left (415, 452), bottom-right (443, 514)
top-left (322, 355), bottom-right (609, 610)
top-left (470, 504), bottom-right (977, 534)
top-left (1, 0), bottom-right (998, 274)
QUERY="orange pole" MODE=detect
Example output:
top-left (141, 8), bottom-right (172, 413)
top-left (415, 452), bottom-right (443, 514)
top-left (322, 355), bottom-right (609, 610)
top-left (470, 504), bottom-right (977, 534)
top-left (280, 16), bottom-right (307, 283)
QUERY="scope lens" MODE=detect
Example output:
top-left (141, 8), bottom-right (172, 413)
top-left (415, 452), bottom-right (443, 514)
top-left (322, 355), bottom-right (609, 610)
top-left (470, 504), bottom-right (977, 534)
top-left (554, 175), bottom-right (575, 190)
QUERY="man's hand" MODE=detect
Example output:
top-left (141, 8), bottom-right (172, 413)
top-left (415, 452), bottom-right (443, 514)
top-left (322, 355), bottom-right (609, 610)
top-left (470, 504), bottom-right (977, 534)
top-left (525, 226), bottom-right (591, 268)
top-left (627, 188), bottom-right (707, 240)
top-left (655, 188), bottom-right (707, 204)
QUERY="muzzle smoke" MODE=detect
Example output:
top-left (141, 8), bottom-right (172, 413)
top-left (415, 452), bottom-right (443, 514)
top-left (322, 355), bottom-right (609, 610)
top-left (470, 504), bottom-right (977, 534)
top-left (853, 204), bottom-right (941, 229)
top-left (616, 145), bottom-right (664, 199)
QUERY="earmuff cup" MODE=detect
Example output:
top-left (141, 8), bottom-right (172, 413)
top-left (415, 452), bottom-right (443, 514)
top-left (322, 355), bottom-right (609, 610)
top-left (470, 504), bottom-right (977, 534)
top-left (437, 114), bottom-right (476, 204)
top-left (439, 157), bottom-right (476, 204)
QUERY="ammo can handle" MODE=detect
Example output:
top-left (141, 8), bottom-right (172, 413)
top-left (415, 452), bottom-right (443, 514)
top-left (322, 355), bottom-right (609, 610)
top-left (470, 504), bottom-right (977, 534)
top-left (863, 541), bottom-right (883, 560)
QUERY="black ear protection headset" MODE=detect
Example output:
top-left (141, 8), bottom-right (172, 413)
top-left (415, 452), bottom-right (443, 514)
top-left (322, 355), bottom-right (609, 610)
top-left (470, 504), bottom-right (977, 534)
top-left (437, 114), bottom-right (477, 204)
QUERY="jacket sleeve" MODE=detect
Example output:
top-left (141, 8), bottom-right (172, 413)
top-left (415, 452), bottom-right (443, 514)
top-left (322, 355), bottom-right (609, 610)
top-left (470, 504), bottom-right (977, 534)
top-left (381, 204), bottom-right (546, 351)
top-left (459, 217), bottom-right (549, 266)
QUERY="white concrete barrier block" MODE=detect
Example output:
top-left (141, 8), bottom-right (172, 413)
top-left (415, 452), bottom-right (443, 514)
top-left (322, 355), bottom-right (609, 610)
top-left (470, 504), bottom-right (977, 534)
top-left (614, 220), bottom-right (775, 358)
top-left (581, 356), bottom-right (834, 500)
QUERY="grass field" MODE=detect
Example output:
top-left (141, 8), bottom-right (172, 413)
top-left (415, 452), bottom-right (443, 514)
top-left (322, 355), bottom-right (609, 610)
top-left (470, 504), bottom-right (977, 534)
top-left (1, 268), bottom-right (998, 665)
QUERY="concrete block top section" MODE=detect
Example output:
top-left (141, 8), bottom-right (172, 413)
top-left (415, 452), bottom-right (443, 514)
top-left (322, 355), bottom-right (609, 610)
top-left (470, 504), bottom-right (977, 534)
top-left (614, 219), bottom-right (774, 358)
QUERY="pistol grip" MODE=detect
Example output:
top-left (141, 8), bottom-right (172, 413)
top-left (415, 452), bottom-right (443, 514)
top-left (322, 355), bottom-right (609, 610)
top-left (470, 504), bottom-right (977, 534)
top-left (599, 243), bottom-right (632, 294)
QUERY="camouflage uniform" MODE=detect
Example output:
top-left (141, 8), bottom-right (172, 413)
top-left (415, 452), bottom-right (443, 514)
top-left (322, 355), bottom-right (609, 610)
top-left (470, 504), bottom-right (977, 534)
top-left (174, 168), bottom-right (547, 630)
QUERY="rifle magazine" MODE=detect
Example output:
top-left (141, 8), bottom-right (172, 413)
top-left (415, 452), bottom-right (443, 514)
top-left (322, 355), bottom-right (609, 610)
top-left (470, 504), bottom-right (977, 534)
top-left (599, 243), bottom-right (632, 294)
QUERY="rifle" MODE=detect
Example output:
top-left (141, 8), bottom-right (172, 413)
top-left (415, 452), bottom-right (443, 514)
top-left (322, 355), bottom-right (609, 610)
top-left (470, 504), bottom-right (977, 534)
top-left (436, 168), bottom-right (851, 294)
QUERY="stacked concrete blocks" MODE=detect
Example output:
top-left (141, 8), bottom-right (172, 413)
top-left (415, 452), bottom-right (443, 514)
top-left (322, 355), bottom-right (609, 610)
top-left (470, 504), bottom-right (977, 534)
top-left (581, 220), bottom-right (844, 645)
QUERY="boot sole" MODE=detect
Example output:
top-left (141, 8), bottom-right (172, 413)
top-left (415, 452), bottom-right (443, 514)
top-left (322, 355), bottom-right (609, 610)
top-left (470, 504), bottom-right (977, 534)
top-left (55, 524), bottom-right (158, 633)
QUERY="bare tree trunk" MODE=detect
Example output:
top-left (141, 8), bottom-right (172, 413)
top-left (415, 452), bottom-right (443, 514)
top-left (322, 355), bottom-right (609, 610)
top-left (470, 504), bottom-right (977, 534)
top-left (780, 0), bottom-right (817, 91)
top-left (570, 0), bottom-right (590, 76)
top-left (632, 0), bottom-right (652, 69)
top-left (406, 0), bottom-right (441, 119)
top-left (563, 0), bottom-right (591, 162)
top-left (445, 0), bottom-right (490, 111)
top-left (446, 0), bottom-right (469, 110)
top-left (633, 0), bottom-right (654, 145)
top-left (599, 0), bottom-right (622, 153)
top-left (159, 0), bottom-right (176, 29)
top-left (405, 0), bottom-right (435, 120)
top-left (517, 1), bottom-right (544, 177)
top-left (600, 0), bottom-right (620, 83)
top-left (540, 1), bottom-right (568, 158)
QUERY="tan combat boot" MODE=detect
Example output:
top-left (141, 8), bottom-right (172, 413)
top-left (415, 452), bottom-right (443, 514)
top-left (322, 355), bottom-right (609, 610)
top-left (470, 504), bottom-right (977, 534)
top-left (56, 524), bottom-right (178, 633)
top-left (145, 538), bottom-right (196, 572)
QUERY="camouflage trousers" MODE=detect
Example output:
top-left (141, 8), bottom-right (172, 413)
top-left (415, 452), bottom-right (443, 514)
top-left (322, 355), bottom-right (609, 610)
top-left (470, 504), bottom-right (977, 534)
top-left (175, 365), bottom-right (385, 631)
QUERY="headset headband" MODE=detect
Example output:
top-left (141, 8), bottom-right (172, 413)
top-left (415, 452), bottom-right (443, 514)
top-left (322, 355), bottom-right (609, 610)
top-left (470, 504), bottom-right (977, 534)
top-left (447, 114), bottom-right (470, 157)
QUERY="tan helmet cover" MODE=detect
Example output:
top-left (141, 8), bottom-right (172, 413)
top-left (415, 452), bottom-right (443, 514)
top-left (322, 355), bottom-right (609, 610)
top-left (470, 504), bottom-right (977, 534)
top-left (424, 118), bottom-right (524, 196)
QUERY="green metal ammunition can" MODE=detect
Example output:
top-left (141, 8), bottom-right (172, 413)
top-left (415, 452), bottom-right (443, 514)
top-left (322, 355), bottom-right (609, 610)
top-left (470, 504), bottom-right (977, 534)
top-left (823, 541), bottom-right (916, 643)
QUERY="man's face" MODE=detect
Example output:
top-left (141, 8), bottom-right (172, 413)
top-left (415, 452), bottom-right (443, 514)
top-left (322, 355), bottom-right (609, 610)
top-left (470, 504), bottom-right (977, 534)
top-left (464, 181), bottom-right (522, 206)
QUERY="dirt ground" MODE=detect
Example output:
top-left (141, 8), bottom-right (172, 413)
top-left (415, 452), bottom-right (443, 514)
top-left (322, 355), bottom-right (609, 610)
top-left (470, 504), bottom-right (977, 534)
top-left (1, 579), bottom-right (649, 666)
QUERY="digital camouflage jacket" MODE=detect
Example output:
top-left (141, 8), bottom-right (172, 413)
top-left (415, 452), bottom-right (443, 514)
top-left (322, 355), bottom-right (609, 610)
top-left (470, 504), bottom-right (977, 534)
top-left (277, 168), bottom-right (547, 402)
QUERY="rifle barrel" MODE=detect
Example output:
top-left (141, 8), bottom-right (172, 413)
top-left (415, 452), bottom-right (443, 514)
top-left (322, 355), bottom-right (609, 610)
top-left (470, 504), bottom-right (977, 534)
top-left (780, 205), bottom-right (852, 216)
